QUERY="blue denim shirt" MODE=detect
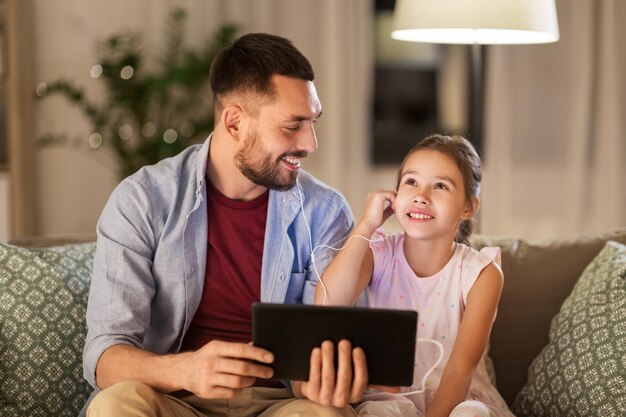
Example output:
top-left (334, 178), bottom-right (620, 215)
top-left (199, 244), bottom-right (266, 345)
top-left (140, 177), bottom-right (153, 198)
top-left (82, 135), bottom-right (354, 392)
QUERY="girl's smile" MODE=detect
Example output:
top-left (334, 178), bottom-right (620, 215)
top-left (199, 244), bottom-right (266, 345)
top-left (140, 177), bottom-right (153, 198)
top-left (406, 209), bottom-right (434, 221)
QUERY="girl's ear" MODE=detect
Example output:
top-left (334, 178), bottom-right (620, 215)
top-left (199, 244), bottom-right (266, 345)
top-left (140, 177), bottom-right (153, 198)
top-left (462, 196), bottom-right (480, 220)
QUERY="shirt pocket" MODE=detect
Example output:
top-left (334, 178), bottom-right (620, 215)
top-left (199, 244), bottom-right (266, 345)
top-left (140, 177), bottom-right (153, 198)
top-left (284, 271), bottom-right (306, 304)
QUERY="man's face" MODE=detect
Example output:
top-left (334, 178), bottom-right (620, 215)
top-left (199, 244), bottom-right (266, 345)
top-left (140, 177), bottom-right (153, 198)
top-left (234, 75), bottom-right (322, 191)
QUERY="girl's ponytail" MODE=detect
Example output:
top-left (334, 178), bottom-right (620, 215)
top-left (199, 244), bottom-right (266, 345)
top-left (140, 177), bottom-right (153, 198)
top-left (456, 219), bottom-right (474, 246)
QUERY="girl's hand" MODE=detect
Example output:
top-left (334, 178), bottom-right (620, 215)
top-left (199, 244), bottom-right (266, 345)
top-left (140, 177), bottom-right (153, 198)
top-left (358, 190), bottom-right (396, 232)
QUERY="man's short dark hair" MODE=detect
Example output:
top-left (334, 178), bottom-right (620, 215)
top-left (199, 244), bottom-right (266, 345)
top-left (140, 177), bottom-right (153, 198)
top-left (209, 33), bottom-right (315, 113)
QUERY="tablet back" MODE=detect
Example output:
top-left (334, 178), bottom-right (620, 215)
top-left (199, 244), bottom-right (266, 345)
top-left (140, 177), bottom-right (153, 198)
top-left (252, 302), bottom-right (417, 386)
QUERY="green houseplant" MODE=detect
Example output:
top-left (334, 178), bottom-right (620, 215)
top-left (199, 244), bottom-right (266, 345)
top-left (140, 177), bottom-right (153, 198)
top-left (36, 9), bottom-right (236, 178)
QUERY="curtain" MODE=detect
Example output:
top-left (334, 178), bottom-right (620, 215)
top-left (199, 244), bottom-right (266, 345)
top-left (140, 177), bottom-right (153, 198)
top-left (481, 0), bottom-right (626, 238)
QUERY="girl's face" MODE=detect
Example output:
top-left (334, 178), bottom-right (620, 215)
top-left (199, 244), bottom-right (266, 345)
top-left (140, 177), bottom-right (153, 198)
top-left (394, 149), bottom-right (476, 242)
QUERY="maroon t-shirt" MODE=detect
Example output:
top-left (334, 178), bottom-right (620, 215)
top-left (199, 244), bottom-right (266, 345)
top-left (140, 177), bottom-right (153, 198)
top-left (181, 181), bottom-right (268, 350)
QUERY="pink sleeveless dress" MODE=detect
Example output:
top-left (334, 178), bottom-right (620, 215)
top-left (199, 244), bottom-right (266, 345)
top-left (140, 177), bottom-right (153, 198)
top-left (361, 232), bottom-right (514, 416)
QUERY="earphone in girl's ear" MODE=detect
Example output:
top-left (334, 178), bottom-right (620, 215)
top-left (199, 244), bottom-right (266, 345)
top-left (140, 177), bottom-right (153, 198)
top-left (383, 196), bottom-right (396, 222)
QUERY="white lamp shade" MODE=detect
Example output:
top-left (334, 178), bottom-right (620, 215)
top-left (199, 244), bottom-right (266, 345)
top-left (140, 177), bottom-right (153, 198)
top-left (392, 0), bottom-right (560, 44)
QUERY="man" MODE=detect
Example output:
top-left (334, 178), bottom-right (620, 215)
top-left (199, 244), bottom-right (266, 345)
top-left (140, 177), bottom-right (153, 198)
top-left (82, 33), bottom-right (366, 416)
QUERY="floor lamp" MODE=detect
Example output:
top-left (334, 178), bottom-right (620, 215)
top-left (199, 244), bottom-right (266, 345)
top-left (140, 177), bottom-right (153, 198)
top-left (390, 0), bottom-right (560, 156)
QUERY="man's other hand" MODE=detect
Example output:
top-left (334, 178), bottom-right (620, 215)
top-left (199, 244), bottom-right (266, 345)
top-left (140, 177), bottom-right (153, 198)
top-left (295, 339), bottom-right (368, 407)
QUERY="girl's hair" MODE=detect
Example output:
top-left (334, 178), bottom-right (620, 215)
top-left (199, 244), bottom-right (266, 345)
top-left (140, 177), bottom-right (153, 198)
top-left (396, 134), bottom-right (482, 245)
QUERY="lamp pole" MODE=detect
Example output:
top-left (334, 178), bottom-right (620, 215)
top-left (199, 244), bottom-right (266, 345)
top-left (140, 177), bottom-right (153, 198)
top-left (469, 43), bottom-right (484, 158)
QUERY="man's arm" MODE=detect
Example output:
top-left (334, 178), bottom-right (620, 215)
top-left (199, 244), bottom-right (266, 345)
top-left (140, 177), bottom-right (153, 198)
top-left (83, 178), bottom-right (160, 388)
top-left (96, 341), bottom-right (274, 398)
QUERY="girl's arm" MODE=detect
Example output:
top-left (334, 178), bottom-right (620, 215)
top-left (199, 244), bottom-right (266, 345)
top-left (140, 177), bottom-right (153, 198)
top-left (314, 190), bottom-right (395, 306)
top-left (426, 262), bottom-right (504, 417)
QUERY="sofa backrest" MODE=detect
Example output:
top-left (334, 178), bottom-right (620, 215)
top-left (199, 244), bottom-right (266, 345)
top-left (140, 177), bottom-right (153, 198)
top-left (471, 228), bottom-right (626, 405)
top-left (4, 228), bottom-right (625, 411)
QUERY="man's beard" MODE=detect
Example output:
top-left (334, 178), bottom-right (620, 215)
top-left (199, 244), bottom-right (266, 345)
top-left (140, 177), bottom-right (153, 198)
top-left (234, 129), bottom-right (304, 191)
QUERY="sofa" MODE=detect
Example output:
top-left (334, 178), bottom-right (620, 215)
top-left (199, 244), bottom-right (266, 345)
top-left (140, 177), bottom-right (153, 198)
top-left (1, 228), bottom-right (625, 417)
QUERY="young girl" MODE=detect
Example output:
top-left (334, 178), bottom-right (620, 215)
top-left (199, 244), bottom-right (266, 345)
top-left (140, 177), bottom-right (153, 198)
top-left (315, 135), bottom-right (514, 417)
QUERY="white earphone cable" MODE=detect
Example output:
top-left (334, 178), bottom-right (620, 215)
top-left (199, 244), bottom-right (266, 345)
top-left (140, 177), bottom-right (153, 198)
top-left (297, 178), bottom-right (444, 395)
top-left (296, 179), bottom-right (384, 306)
top-left (396, 337), bottom-right (444, 396)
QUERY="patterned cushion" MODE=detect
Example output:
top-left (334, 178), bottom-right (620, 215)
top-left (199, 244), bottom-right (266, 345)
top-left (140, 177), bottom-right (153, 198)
top-left (512, 241), bottom-right (626, 416)
top-left (0, 243), bottom-right (96, 417)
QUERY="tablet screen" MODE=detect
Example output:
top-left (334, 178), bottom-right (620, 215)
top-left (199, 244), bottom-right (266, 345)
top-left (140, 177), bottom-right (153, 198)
top-left (252, 302), bottom-right (417, 386)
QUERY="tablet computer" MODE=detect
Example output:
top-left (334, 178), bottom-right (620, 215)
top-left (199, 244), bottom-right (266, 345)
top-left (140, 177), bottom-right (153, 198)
top-left (252, 302), bottom-right (417, 386)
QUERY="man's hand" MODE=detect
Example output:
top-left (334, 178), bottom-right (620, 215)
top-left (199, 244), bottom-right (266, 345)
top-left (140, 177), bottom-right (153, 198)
top-left (183, 340), bottom-right (274, 399)
top-left (294, 340), bottom-right (368, 407)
